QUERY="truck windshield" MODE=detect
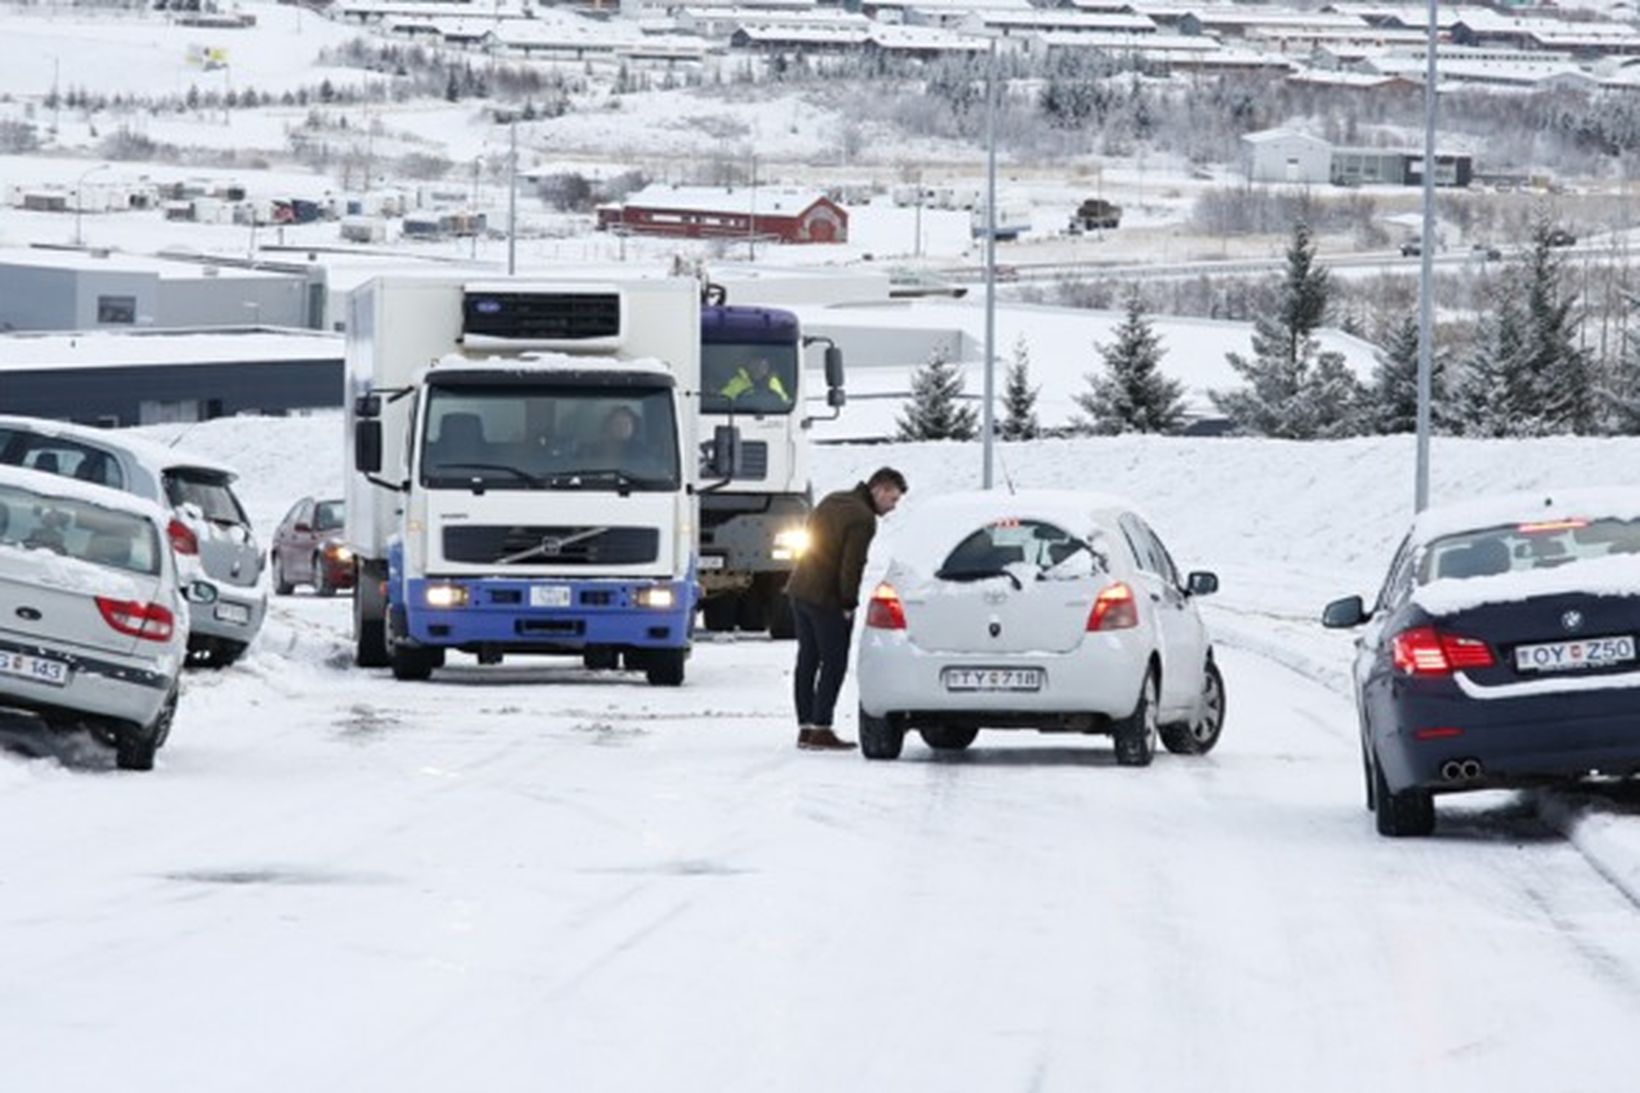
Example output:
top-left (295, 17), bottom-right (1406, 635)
top-left (420, 384), bottom-right (680, 492)
top-left (702, 344), bottom-right (799, 416)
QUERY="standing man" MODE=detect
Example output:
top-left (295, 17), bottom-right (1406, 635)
top-left (786, 467), bottom-right (908, 751)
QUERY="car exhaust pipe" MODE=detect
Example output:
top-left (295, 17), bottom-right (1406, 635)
top-left (1460, 758), bottom-right (1483, 780)
top-left (1441, 760), bottom-right (1465, 782)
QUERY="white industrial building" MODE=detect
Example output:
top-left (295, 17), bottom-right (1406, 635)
top-left (1240, 129), bottom-right (1334, 184)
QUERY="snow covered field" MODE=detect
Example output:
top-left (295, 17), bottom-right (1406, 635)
top-left (7, 418), bottom-right (1640, 1089)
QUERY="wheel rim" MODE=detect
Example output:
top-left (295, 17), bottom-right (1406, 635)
top-left (1191, 670), bottom-right (1223, 743)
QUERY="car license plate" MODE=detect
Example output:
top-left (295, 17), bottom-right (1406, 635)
top-left (942, 667), bottom-right (1044, 692)
top-left (1514, 634), bottom-right (1636, 673)
top-left (214, 603), bottom-right (252, 625)
top-left (529, 585), bottom-right (572, 608)
top-left (699, 555), bottom-right (726, 571)
top-left (0, 650), bottom-right (69, 688)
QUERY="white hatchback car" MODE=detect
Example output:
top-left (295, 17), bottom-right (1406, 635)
top-left (0, 465), bottom-right (187, 770)
top-left (856, 490), bottom-right (1225, 763)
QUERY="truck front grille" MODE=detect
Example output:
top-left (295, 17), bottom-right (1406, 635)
top-left (444, 525), bottom-right (659, 565)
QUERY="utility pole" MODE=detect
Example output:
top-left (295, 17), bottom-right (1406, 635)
top-left (982, 36), bottom-right (998, 490)
top-left (507, 120), bottom-right (518, 276)
top-left (1414, 0), bottom-right (1438, 513)
top-left (748, 152), bottom-right (759, 263)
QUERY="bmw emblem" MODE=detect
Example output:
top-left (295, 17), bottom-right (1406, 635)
top-left (1562, 610), bottom-right (1584, 632)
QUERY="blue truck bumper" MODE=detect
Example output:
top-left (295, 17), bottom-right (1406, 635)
top-left (396, 576), bottom-right (696, 652)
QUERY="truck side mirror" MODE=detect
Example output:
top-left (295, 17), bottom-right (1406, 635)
top-left (823, 345), bottom-right (845, 391)
top-left (827, 387), bottom-right (846, 409)
top-left (709, 425), bottom-right (741, 480)
top-left (355, 420), bottom-right (383, 475)
top-left (354, 394), bottom-right (382, 418)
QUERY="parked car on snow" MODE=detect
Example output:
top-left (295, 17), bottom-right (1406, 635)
top-left (0, 417), bottom-right (267, 668)
top-left (1324, 489), bottom-right (1640, 837)
top-left (271, 497), bottom-right (353, 596)
top-left (856, 490), bottom-right (1224, 763)
top-left (1546, 228), bottom-right (1577, 248)
top-left (0, 465), bottom-right (189, 769)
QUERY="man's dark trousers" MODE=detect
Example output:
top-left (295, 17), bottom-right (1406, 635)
top-left (792, 598), bottom-right (852, 729)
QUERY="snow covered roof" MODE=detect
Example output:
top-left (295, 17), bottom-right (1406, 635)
top-left (735, 24), bottom-right (870, 45)
top-left (979, 11), bottom-right (1159, 32)
top-left (0, 462), bottom-right (171, 527)
top-left (1241, 127), bottom-right (1331, 146)
top-left (617, 185), bottom-right (832, 217)
top-left (431, 352), bottom-right (675, 382)
top-left (867, 24), bottom-right (990, 51)
top-left (1189, 10), bottom-right (1372, 30)
top-left (0, 247), bottom-right (290, 282)
top-left (881, 488), bottom-right (1140, 572)
top-left (0, 329), bottom-right (344, 370)
top-left (1411, 488), bottom-right (1640, 547)
top-left (0, 413), bottom-right (238, 478)
top-left (1037, 31), bottom-right (1221, 53)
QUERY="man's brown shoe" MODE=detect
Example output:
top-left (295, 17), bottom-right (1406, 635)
top-left (796, 727), bottom-right (815, 749)
top-left (804, 727), bottom-right (857, 751)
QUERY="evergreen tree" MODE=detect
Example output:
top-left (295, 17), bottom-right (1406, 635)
top-left (1076, 288), bottom-right (1186, 434)
top-left (1599, 324), bottom-right (1640, 434)
top-left (1452, 286), bottom-right (1529, 437)
top-left (1519, 216), bottom-right (1595, 434)
top-left (1000, 335), bottom-right (1041, 441)
top-left (897, 345), bottom-right (978, 441)
top-left (1278, 220), bottom-right (1330, 364)
top-left (1363, 314), bottom-right (1451, 434)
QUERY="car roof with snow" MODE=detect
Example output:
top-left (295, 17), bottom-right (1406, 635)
top-left (1411, 487), bottom-right (1640, 545)
top-left (0, 414), bottom-right (240, 480)
top-left (0, 462), bottom-right (171, 526)
top-left (884, 488), bottom-right (1139, 571)
top-left (430, 352), bottom-right (677, 383)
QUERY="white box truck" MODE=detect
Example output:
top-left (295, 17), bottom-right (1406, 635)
top-left (345, 274), bottom-right (730, 685)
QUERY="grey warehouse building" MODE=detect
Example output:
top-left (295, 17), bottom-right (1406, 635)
top-left (0, 327), bottom-right (344, 426)
top-left (0, 247), bottom-right (326, 333)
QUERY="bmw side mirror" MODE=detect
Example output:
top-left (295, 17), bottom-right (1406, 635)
top-left (355, 420), bottom-right (383, 475)
top-left (823, 345), bottom-right (845, 391)
top-left (1322, 595), bottom-right (1367, 629)
top-left (1186, 571), bottom-right (1219, 597)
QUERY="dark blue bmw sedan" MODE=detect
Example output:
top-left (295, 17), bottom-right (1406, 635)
top-left (1323, 490), bottom-right (1640, 837)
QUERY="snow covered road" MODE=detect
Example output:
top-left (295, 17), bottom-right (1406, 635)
top-left (5, 597), bottom-right (1640, 1092)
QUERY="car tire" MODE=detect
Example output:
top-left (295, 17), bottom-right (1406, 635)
top-left (115, 686), bottom-right (176, 772)
top-left (1361, 740), bottom-right (1377, 813)
top-left (1373, 754), bottom-right (1435, 837)
top-left (702, 595), bottom-right (738, 633)
top-left (1113, 670), bottom-right (1159, 767)
top-left (313, 554), bottom-right (336, 597)
top-left (860, 705), bottom-right (904, 760)
top-left (1160, 659), bottom-right (1225, 755)
top-left (644, 649), bottom-right (687, 687)
top-left (187, 637), bottom-right (246, 670)
top-left (390, 642), bottom-right (444, 681)
top-left (919, 725), bottom-right (979, 751)
top-left (272, 555), bottom-right (294, 596)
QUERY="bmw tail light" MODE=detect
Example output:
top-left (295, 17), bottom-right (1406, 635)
top-left (865, 583), bottom-right (906, 630)
top-left (1087, 582), bottom-right (1138, 631)
top-left (96, 598), bottom-right (176, 642)
top-left (167, 518), bottom-right (199, 556)
top-left (1391, 626), bottom-right (1495, 677)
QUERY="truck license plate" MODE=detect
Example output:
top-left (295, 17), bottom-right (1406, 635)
top-left (530, 585), bottom-right (572, 608)
top-left (0, 650), bottom-right (69, 688)
top-left (699, 555), bottom-right (726, 571)
top-left (942, 667), bottom-right (1044, 692)
top-left (1515, 634), bottom-right (1635, 673)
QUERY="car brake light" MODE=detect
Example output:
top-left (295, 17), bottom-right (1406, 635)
top-left (96, 597), bottom-right (176, 642)
top-left (1087, 582), bottom-right (1138, 631)
top-left (865, 583), bottom-right (906, 630)
top-left (1518, 519), bottom-right (1587, 534)
top-left (1392, 626), bottom-right (1495, 677)
top-left (167, 518), bottom-right (199, 556)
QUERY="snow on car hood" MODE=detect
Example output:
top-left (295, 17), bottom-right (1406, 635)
top-left (0, 543), bottom-right (153, 601)
top-left (1413, 554), bottom-right (1640, 616)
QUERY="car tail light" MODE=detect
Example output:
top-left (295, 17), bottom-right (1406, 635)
top-left (1087, 582), bottom-right (1139, 631)
top-left (96, 597), bottom-right (176, 642)
top-left (1391, 626), bottom-right (1495, 677)
top-left (167, 518), bottom-right (199, 556)
top-left (865, 583), bottom-right (906, 630)
top-left (1518, 519), bottom-right (1587, 534)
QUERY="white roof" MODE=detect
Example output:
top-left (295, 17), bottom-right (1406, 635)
top-left (0, 329), bottom-right (344, 371)
top-left (0, 462), bottom-right (170, 526)
top-left (619, 185), bottom-right (831, 217)
top-left (981, 11), bottom-right (1158, 31)
top-left (1191, 10), bottom-right (1371, 29)
top-left (1039, 31), bottom-right (1221, 52)
top-left (0, 414), bottom-right (237, 478)
top-left (0, 247), bottom-right (289, 282)
top-left (868, 24), bottom-right (990, 51)
top-left (735, 25), bottom-right (869, 44)
top-left (1241, 127), bottom-right (1331, 145)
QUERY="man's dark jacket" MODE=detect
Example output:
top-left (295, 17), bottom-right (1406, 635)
top-left (787, 483), bottom-right (877, 611)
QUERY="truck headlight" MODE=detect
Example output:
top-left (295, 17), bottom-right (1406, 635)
top-left (772, 526), bottom-right (811, 561)
top-left (635, 586), bottom-right (676, 609)
top-left (425, 584), bottom-right (469, 608)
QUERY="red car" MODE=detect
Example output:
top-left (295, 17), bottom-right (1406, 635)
top-left (271, 497), bottom-right (353, 596)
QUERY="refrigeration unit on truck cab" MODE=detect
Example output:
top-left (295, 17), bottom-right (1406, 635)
top-left (695, 296), bottom-right (844, 639)
top-left (345, 275), bottom-right (732, 686)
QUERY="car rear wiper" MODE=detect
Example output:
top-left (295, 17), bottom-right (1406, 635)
top-left (937, 566), bottom-right (1023, 591)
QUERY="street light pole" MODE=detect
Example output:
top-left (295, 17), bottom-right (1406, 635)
top-left (1414, 0), bottom-right (1439, 512)
top-left (982, 36), bottom-right (998, 491)
top-left (74, 163), bottom-right (109, 248)
top-left (507, 119), bottom-right (518, 276)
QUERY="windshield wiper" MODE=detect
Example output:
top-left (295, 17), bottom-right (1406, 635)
top-left (937, 566), bottom-right (1024, 591)
top-left (431, 462), bottom-right (543, 488)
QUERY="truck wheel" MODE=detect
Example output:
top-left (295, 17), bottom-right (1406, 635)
top-left (702, 596), bottom-right (737, 633)
top-left (736, 589), bottom-right (769, 632)
top-left (354, 562), bottom-right (389, 668)
top-left (645, 649), bottom-right (686, 687)
top-left (391, 643), bottom-right (444, 681)
top-left (767, 591), bottom-right (796, 641)
top-left (583, 647), bottom-right (619, 671)
top-left (919, 725), bottom-right (978, 751)
top-left (1113, 670), bottom-right (1158, 767)
top-left (859, 706), bottom-right (904, 760)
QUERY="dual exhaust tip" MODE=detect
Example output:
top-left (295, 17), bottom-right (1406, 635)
top-left (1440, 758), bottom-right (1484, 782)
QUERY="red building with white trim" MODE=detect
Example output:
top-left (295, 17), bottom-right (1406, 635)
top-left (596, 185), bottom-right (848, 244)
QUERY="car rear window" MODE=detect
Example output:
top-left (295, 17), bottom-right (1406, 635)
top-left (1421, 517), bottom-right (1640, 583)
top-left (0, 428), bottom-right (125, 490)
top-left (164, 470), bottom-right (248, 526)
top-left (0, 483), bottom-right (161, 576)
top-left (940, 519), bottom-right (1096, 580)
